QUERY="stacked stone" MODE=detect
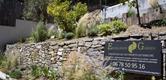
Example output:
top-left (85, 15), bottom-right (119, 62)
top-left (4, 32), bottom-right (166, 73)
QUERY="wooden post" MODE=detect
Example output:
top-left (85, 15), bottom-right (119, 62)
top-left (136, 0), bottom-right (141, 25)
top-left (163, 51), bottom-right (166, 80)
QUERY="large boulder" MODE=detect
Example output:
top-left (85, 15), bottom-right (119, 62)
top-left (0, 71), bottom-right (15, 80)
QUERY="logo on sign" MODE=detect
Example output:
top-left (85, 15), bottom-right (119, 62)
top-left (128, 42), bottom-right (137, 53)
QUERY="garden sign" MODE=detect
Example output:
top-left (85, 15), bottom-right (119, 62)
top-left (104, 40), bottom-right (162, 76)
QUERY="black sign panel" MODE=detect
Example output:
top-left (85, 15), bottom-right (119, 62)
top-left (104, 40), bottom-right (162, 76)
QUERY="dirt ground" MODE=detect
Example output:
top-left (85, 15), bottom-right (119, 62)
top-left (122, 25), bottom-right (166, 35)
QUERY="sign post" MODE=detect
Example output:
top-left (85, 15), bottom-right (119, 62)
top-left (104, 40), bottom-right (162, 76)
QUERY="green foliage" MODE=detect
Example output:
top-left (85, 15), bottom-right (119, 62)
top-left (111, 71), bottom-right (125, 80)
top-left (127, 0), bottom-right (136, 17)
top-left (48, 30), bottom-right (57, 39)
top-left (0, 55), bottom-right (7, 69)
top-left (128, 0), bottom-right (136, 8)
top-left (110, 20), bottom-right (127, 34)
top-left (76, 25), bottom-right (99, 38)
top-left (119, 0), bottom-right (129, 4)
top-left (31, 65), bottom-right (42, 78)
top-left (149, 18), bottom-right (166, 26)
top-left (87, 26), bottom-right (99, 37)
top-left (57, 31), bottom-right (65, 39)
top-left (23, 0), bottom-right (53, 22)
top-left (30, 22), bottom-right (48, 43)
top-left (47, 68), bottom-right (57, 80)
top-left (8, 69), bottom-right (22, 79)
top-left (65, 32), bottom-right (75, 40)
top-left (47, 0), bottom-right (87, 33)
top-left (127, 10), bottom-right (135, 17)
top-left (97, 23), bottom-right (112, 36)
top-left (31, 65), bottom-right (57, 80)
top-left (18, 37), bottom-right (26, 43)
top-left (97, 20), bottom-right (127, 36)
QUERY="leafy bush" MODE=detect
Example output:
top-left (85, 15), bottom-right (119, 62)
top-left (97, 20), bottom-right (127, 36)
top-left (87, 26), bottom-right (99, 37)
top-left (149, 19), bottom-right (166, 26)
top-left (8, 69), bottom-right (22, 79)
top-left (127, 10), bottom-right (135, 17)
top-left (76, 25), bottom-right (99, 38)
top-left (110, 20), bottom-right (127, 34)
top-left (47, 0), bottom-right (87, 33)
top-left (18, 37), bottom-right (26, 43)
top-left (30, 22), bottom-right (48, 43)
top-left (31, 65), bottom-right (57, 80)
top-left (65, 32), bottom-right (75, 40)
top-left (57, 31), bottom-right (65, 39)
top-left (48, 30), bottom-right (57, 39)
top-left (97, 23), bottom-right (112, 36)
top-left (0, 55), bottom-right (8, 71)
top-left (31, 65), bottom-right (42, 78)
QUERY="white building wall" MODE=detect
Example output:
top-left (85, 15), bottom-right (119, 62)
top-left (0, 20), bottom-right (36, 51)
top-left (101, 0), bottom-right (166, 19)
top-left (0, 19), bottom-right (57, 52)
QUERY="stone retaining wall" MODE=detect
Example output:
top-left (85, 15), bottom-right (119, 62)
top-left (5, 33), bottom-right (166, 73)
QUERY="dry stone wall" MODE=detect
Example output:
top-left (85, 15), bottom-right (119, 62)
top-left (5, 32), bottom-right (166, 72)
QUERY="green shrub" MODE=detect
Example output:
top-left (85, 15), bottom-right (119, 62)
top-left (65, 32), bottom-right (75, 40)
top-left (47, 69), bottom-right (57, 80)
top-left (0, 54), bottom-right (6, 65)
top-left (30, 22), bottom-right (48, 43)
top-left (8, 69), bottom-right (22, 79)
top-left (149, 18), bottom-right (166, 26)
top-left (58, 32), bottom-right (65, 39)
top-left (87, 26), bottom-right (99, 37)
top-left (31, 65), bottom-right (42, 78)
top-left (110, 20), bottom-right (127, 34)
top-left (0, 55), bottom-right (7, 70)
top-left (127, 10), bottom-right (135, 17)
top-left (31, 65), bottom-right (57, 80)
top-left (48, 30), bottom-right (57, 39)
top-left (97, 20), bottom-right (127, 36)
top-left (42, 66), bottom-right (49, 77)
top-left (18, 37), bottom-right (26, 43)
top-left (47, 1), bottom-right (87, 33)
top-left (97, 23), bottom-right (112, 36)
